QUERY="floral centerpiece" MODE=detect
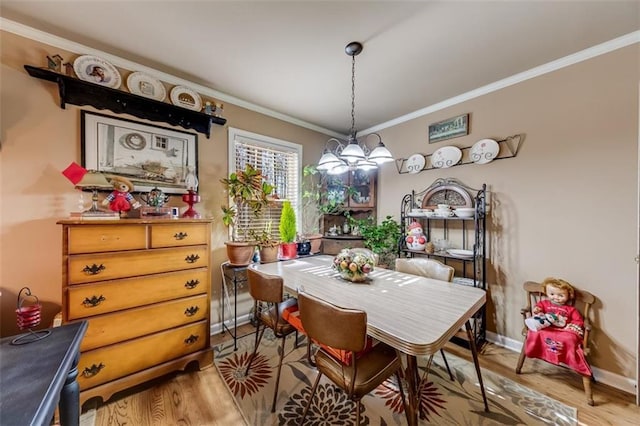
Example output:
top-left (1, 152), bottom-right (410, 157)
top-left (333, 248), bottom-right (376, 282)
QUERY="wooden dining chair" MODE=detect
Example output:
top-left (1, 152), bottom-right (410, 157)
top-left (245, 267), bottom-right (298, 413)
top-left (515, 280), bottom-right (596, 405)
top-left (394, 257), bottom-right (455, 380)
top-left (297, 292), bottom-right (408, 426)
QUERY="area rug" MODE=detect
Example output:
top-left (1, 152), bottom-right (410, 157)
top-left (214, 332), bottom-right (578, 425)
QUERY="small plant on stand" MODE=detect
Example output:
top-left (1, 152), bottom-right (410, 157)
top-left (279, 200), bottom-right (297, 260)
top-left (221, 164), bottom-right (274, 266)
top-left (250, 222), bottom-right (279, 263)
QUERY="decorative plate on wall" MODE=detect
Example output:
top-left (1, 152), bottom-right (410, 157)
top-left (405, 154), bottom-right (425, 174)
top-left (73, 55), bottom-right (121, 89)
top-left (470, 139), bottom-right (500, 164)
top-left (170, 86), bottom-right (202, 111)
top-left (126, 72), bottom-right (166, 101)
top-left (431, 146), bottom-right (462, 168)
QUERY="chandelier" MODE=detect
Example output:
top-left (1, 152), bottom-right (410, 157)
top-left (317, 41), bottom-right (393, 175)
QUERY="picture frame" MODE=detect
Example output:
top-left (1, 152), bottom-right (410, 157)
top-left (82, 111), bottom-right (198, 194)
top-left (428, 113), bottom-right (469, 143)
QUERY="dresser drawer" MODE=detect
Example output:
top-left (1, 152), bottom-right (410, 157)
top-left (68, 225), bottom-right (147, 254)
top-left (78, 320), bottom-right (208, 390)
top-left (150, 223), bottom-right (208, 248)
top-left (67, 268), bottom-right (208, 319)
top-left (80, 294), bottom-right (208, 351)
top-left (68, 246), bottom-right (209, 284)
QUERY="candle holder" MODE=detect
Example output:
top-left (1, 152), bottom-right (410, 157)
top-left (182, 189), bottom-right (201, 218)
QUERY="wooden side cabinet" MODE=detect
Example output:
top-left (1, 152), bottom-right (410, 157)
top-left (58, 219), bottom-right (213, 407)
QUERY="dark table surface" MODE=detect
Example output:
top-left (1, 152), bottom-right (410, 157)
top-left (0, 321), bottom-right (87, 426)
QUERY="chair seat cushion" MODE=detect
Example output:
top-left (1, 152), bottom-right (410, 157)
top-left (282, 307), bottom-right (374, 365)
top-left (316, 341), bottom-right (401, 398)
top-left (260, 302), bottom-right (297, 336)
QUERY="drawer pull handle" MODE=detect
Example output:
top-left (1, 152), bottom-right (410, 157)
top-left (82, 295), bottom-right (106, 307)
top-left (174, 232), bottom-right (188, 240)
top-left (184, 334), bottom-right (199, 345)
top-left (82, 363), bottom-right (105, 378)
top-left (185, 254), bottom-right (200, 263)
top-left (184, 279), bottom-right (200, 289)
top-left (184, 306), bottom-right (200, 316)
top-left (83, 264), bottom-right (105, 275)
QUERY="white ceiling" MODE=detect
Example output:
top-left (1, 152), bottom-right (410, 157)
top-left (2, 1), bottom-right (638, 137)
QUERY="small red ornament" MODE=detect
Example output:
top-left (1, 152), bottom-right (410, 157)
top-left (182, 189), bottom-right (201, 218)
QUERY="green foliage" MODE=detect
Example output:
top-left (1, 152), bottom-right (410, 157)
top-left (353, 215), bottom-right (401, 266)
top-left (301, 165), bottom-right (322, 235)
top-left (220, 164), bottom-right (274, 241)
top-left (279, 200), bottom-right (297, 243)
top-left (249, 222), bottom-right (278, 248)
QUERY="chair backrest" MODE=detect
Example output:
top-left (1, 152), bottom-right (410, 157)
top-left (247, 268), bottom-right (284, 304)
top-left (298, 292), bottom-right (367, 353)
top-left (521, 280), bottom-right (596, 347)
top-left (395, 258), bottom-right (455, 282)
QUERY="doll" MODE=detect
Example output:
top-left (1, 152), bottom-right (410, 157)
top-left (525, 277), bottom-right (583, 336)
top-left (102, 176), bottom-right (141, 214)
top-left (524, 277), bottom-right (592, 376)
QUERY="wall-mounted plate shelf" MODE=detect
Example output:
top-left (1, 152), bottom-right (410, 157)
top-left (24, 65), bottom-right (226, 138)
top-left (395, 133), bottom-right (523, 174)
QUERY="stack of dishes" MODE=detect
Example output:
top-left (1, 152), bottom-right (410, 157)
top-left (454, 207), bottom-right (475, 218)
top-left (435, 204), bottom-right (453, 217)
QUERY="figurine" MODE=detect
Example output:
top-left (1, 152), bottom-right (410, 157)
top-left (405, 219), bottom-right (426, 251)
top-left (46, 54), bottom-right (63, 72)
top-left (102, 176), bottom-right (141, 214)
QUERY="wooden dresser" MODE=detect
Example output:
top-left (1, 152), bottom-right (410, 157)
top-left (57, 219), bottom-right (213, 406)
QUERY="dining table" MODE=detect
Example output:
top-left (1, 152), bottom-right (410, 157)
top-left (251, 255), bottom-right (488, 425)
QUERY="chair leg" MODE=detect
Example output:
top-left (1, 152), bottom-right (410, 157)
top-left (355, 399), bottom-right (361, 426)
top-left (583, 375), bottom-right (594, 406)
top-left (245, 324), bottom-right (265, 376)
top-left (395, 371), bottom-right (410, 425)
top-left (515, 343), bottom-right (527, 374)
top-left (440, 349), bottom-right (454, 381)
top-left (300, 372), bottom-right (322, 425)
top-left (270, 336), bottom-right (287, 412)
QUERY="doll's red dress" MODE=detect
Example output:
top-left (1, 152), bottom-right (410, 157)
top-left (524, 299), bottom-right (592, 376)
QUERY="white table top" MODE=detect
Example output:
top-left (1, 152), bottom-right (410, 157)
top-left (251, 256), bottom-right (486, 356)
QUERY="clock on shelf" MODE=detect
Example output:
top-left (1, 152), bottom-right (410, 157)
top-left (421, 183), bottom-right (473, 209)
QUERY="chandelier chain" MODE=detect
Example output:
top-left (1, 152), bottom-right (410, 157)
top-left (350, 54), bottom-right (356, 138)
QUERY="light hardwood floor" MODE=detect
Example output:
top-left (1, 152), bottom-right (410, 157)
top-left (87, 324), bottom-right (640, 426)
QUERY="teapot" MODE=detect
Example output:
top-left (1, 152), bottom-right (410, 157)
top-left (141, 187), bottom-right (169, 207)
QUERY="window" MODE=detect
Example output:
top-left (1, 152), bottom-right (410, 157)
top-left (228, 128), bottom-right (302, 240)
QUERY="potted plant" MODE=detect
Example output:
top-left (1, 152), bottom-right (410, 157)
top-left (353, 215), bottom-right (402, 268)
top-left (301, 165), bottom-right (324, 253)
top-left (221, 164), bottom-right (274, 266)
top-left (279, 200), bottom-right (297, 259)
top-left (250, 222), bottom-right (279, 263)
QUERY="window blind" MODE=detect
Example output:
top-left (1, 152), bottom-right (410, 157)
top-left (229, 128), bottom-right (301, 241)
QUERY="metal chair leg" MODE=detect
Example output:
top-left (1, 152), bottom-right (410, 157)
top-left (271, 336), bottom-right (287, 412)
top-left (395, 370), bottom-right (410, 425)
top-left (440, 349), bottom-right (454, 380)
top-left (245, 324), bottom-right (265, 376)
top-left (300, 372), bottom-right (322, 425)
top-left (355, 399), bottom-right (361, 426)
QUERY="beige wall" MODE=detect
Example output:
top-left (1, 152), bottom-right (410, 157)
top-left (376, 45), bottom-right (639, 378)
top-left (0, 32), bottom-right (326, 336)
top-left (2, 30), bottom-right (638, 382)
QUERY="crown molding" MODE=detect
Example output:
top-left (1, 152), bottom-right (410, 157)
top-left (3, 18), bottom-right (637, 139)
top-left (1, 17), bottom-right (343, 139)
top-left (363, 31), bottom-right (640, 135)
